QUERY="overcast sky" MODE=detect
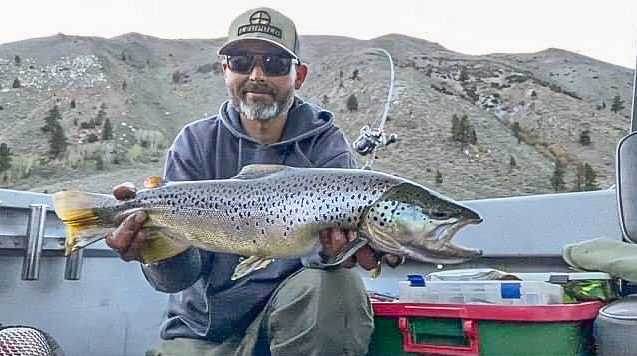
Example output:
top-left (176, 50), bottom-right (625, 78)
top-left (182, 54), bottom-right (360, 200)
top-left (2, 0), bottom-right (636, 69)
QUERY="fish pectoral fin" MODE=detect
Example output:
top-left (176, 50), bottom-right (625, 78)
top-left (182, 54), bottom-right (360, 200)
top-left (330, 236), bottom-right (369, 265)
top-left (369, 261), bottom-right (382, 279)
top-left (305, 236), bottom-right (369, 268)
top-left (232, 164), bottom-right (292, 180)
top-left (140, 228), bottom-right (190, 264)
top-left (231, 256), bottom-right (275, 280)
top-left (66, 227), bottom-right (114, 256)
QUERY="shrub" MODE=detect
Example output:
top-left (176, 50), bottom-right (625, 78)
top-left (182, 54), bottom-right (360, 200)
top-left (611, 95), bottom-right (625, 113)
top-left (95, 156), bottom-right (104, 171)
top-left (197, 63), bottom-right (215, 74)
top-left (172, 70), bottom-right (183, 84)
top-left (434, 170), bottom-right (443, 185)
top-left (550, 161), bottom-right (566, 192)
top-left (127, 144), bottom-right (145, 162)
top-left (579, 130), bottom-right (591, 146)
top-left (346, 94), bottom-right (358, 112)
top-left (0, 143), bottom-right (13, 173)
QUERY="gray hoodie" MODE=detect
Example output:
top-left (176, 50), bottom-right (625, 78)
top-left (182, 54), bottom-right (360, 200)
top-left (141, 96), bottom-right (357, 342)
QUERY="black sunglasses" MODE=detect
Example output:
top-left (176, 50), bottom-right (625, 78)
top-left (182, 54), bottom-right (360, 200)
top-left (226, 54), bottom-right (298, 76)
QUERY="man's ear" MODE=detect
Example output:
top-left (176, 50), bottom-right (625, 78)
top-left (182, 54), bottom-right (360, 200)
top-left (222, 62), bottom-right (229, 80)
top-left (294, 63), bottom-right (308, 90)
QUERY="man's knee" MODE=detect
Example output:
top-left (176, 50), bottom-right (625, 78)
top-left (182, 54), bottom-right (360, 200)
top-left (264, 268), bottom-right (374, 356)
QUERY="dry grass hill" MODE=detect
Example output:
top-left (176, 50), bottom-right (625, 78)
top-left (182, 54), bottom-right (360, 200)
top-left (0, 33), bottom-right (633, 200)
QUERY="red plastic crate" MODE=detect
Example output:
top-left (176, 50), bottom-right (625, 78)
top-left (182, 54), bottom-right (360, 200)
top-left (370, 301), bottom-right (604, 356)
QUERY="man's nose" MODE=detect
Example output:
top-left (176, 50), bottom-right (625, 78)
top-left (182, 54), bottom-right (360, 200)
top-left (248, 61), bottom-right (266, 81)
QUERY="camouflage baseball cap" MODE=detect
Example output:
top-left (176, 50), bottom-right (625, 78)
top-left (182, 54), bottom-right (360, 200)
top-left (218, 7), bottom-right (300, 60)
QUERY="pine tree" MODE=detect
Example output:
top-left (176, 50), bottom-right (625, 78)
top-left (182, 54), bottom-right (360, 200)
top-left (48, 124), bottom-right (68, 160)
top-left (95, 103), bottom-right (107, 126)
top-left (550, 160), bottom-right (566, 192)
top-left (611, 95), bottom-right (624, 113)
top-left (70, 99), bottom-right (76, 109)
top-left (509, 156), bottom-right (517, 170)
top-left (0, 143), bottom-right (13, 173)
top-left (12, 78), bottom-right (21, 88)
top-left (458, 67), bottom-right (468, 82)
top-left (102, 118), bottom-right (113, 141)
top-left (14, 55), bottom-right (21, 66)
top-left (573, 164), bottom-right (585, 192)
top-left (512, 122), bottom-right (522, 143)
top-left (579, 130), bottom-right (591, 146)
top-left (351, 69), bottom-right (359, 80)
top-left (451, 114), bottom-right (476, 148)
top-left (451, 114), bottom-right (459, 139)
top-left (346, 94), bottom-right (358, 112)
top-left (583, 163), bottom-right (600, 191)
top-left (435, 170), bottom-right (443, 185)
top-left (41, 105), bottom-right (61, 133)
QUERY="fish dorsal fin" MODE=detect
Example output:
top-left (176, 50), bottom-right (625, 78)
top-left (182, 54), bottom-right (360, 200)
top-left (143, 176), bottom-right (164, 189)
top-left (233, 164), bottom-right (292, 180)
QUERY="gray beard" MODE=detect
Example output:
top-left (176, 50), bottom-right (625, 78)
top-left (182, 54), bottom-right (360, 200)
top-left (239, 101), bottom-right (282, 121)
top-left (232, 90), bottom-right (295, 121)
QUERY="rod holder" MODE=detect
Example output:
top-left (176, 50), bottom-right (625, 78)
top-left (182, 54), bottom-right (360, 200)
top-left (22, 204), bottom-right (48, 280)
top-left (64, 249), bottom-right (84, 280)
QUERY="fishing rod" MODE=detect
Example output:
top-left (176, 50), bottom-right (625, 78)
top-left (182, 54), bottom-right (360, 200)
top-left (352, 48), bottom-right (398, 170)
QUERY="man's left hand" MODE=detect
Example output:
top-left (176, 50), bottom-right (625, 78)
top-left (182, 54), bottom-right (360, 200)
top-left (318, 228), bottom-right (403, 270)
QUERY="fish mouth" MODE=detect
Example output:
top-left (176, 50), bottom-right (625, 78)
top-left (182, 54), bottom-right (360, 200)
top-left (402, 218), bottom-right (483, 264)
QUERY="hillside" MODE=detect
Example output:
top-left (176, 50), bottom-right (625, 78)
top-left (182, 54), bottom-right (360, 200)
top-left (0, 33), bottom-right (633, 200)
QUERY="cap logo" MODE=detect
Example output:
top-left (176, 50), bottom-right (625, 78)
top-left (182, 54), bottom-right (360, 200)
top-left (238, 10), bottom-right (282, 39)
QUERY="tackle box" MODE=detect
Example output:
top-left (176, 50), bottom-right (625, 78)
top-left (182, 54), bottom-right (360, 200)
top-left (368, 301), bottom-right (603, 356)
top-left (398, 277), bottom-right (564, 305)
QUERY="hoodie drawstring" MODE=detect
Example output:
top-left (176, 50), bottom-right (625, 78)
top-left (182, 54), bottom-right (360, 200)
top-left (237, 137), bottom-right (244, 172)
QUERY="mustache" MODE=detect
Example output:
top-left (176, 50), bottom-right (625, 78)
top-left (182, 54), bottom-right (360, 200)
top-left (241, 83), bottom-right (276, 95)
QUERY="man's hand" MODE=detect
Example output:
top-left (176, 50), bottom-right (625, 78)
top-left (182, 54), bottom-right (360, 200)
top-left (318, 227), bottom-right (403, 271)
top-left (105, 182), bottom-right (147, 262)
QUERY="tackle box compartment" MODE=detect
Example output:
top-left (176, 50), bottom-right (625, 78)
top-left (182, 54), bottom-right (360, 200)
top-left (367, 301), bottom-right (603, 356)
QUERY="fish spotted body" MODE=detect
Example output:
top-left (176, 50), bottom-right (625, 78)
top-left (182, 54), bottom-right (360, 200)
top-left (53, 164), bottom-right (483, 279)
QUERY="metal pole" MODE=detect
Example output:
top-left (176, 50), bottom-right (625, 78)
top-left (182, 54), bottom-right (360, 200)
top-left (64, 248), bottom-right (83, 280)
top-left (630, 49), bottom-right (637, 132)
top-left (22, 204), bottom-right (48, 280)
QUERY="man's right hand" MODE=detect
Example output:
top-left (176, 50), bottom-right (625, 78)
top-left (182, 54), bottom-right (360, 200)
top-left (105, 182), bottom-right (147, 262)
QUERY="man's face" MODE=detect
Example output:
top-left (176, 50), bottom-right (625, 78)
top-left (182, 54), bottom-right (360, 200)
top-left (222, 41), bottom-right (305, 121)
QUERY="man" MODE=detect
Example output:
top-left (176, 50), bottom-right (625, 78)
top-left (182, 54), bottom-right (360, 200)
top-left (107, 7), bottom-right (399, 356)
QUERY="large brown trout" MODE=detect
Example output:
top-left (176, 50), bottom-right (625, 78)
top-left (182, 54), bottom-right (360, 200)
top-left (53, 164), bottom-right (483, 279)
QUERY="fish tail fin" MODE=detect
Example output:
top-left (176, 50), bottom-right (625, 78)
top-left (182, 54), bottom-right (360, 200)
top-left (231, 256), bottom-right (275, 280)
top-left (53, 191), bottom-right (116, 256)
